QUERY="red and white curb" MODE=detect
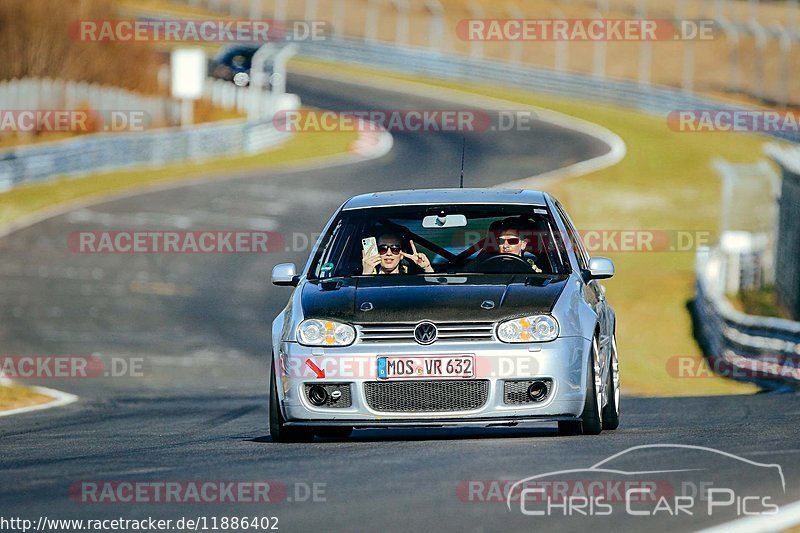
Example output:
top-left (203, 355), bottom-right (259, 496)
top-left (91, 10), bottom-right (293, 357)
top-left (348, 122), bottom-right (394, 158)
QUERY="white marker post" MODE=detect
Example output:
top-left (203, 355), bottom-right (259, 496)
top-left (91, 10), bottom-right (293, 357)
top-left (171, 48), bottom-right (207, 127)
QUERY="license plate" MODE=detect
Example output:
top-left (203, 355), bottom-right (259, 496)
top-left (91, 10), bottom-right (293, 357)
top-left (376, 355), bottom-right (474, 379)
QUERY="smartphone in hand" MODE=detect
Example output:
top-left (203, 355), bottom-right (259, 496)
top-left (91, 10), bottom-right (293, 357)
top-left (362, 237), bottom-right (378, 258)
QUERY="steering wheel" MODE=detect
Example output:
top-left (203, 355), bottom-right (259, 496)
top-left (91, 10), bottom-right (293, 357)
top-left (477, 253), bottom-right (531, 273)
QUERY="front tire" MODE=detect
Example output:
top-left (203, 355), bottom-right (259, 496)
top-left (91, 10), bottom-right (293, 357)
top-left (601, 335), bottom-right (620, 430)
top-left (269, 359), bottom-right (314, 443)
top-left (558, 336), bottom-right (603, 436)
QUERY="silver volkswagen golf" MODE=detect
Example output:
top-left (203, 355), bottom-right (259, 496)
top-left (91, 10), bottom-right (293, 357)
top-left (269, 189), bottom-right (619, 441)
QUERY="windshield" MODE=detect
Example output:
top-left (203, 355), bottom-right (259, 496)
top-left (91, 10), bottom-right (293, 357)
top-left (308, 204), bottom-right (570, 279)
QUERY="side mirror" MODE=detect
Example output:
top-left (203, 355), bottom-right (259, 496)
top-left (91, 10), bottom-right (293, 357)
top-left (272, 263), bottom-right (299, 286)
top-left (587, 257), bottom-right (614, 280)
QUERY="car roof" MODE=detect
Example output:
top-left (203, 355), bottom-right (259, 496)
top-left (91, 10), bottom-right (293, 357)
top-left (341, 188), bottom-right (549, 210)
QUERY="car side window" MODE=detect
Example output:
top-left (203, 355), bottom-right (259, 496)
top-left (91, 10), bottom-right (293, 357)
top-left (554, 202), bottom-right (590, 271)
top-left (313, 220), bottom-right (343, 278)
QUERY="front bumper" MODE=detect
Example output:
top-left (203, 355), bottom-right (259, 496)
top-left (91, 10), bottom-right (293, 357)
top-left (276, 337), bottom-right (591, 425)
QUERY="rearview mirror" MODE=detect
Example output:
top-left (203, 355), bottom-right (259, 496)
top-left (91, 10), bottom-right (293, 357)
top-left (272, 263), bottom-right (299, 286)
top-left (587, 257), bottom-right (614, 280)
top-left (422, 214), bottom-right (467, 228)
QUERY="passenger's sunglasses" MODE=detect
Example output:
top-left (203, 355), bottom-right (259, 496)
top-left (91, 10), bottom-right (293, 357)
top-left (378, 244), bottom-right (403, 255)
top-left (498, 237), bottom-right (521, 245)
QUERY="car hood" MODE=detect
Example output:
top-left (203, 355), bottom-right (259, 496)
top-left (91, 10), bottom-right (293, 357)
top-left (300, 274), bottom-right (568, 323)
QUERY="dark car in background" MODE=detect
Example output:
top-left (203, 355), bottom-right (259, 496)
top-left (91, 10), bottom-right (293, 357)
top-left (209, 44), bottom-right (260, 86)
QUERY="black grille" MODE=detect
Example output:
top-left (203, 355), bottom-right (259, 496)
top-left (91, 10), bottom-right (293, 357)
top-left (503, 379), bottom-right (553, 404)
top-left (303, 383), bottom-right (352, 408)
top-left (358, 322), bottom-right (494, 343)
top-left (364, 380), bottom-right (489, 412)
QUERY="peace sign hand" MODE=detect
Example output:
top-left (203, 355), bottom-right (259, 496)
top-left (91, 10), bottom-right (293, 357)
top-left (400, 240), bottom-right (434, 273)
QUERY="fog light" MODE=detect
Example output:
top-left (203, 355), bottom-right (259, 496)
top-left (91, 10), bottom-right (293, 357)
top-left (308, 385), bottom-right (328, 406)
top-left (527, 381), bottom-right (548, 402)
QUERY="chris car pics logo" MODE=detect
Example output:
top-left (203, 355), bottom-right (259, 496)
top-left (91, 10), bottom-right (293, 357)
top-left (504, 444), bottom-right (784, 518)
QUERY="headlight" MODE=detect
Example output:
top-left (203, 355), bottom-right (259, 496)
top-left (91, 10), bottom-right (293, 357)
top-left (297, 319), bottom-right (356, 347)
top-left (496, 315), bottom-right (559, 343)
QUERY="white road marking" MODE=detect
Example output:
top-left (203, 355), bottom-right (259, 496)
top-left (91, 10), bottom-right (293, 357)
top-left (0, 385), bottom-right (78, 418)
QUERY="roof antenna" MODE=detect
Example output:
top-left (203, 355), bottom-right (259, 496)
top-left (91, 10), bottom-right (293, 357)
top-left (459, 137), bottom-right (466, 189)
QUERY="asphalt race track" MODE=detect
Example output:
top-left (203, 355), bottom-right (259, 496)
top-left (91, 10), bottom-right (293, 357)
top-left (1, 73), bottom-right (799, 532)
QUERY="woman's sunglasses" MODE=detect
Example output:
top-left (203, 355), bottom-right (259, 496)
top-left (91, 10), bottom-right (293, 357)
top-left (378, 244), bottom-right (403, 255)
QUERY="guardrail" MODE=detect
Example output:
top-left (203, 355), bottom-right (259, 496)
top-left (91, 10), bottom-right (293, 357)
top-left (0, 118), bottom-right (290, 193)
top-left (694, 247), bottom-right (800, 389)
top-left (765, 143), bottom-right (800, 321)
top-left (0, 74), bottom-right (300, 192)
top-left (295, 38), bottom-right (800, 144)
top-left (0, 77), bottom-right (179, 127)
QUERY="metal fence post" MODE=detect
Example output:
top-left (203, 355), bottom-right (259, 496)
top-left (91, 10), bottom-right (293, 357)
top-left (749, 0), bottom-right (760, 20)
top-left (248, 43), bottom-right (275, 121)
top-left (425, 0), bottom-right (445, 52)
top-left (637, 0), bottom-right (651, 85)
top-left (249, 0), bottom-right (262, 20)
top-left (718, 19), bottom-right (740, 93)
top-left (333, 0), bottom-right (346, 38)
top-left (675, 0), bottom-right (685, 19)
top-left (772, 25), bottom-right (792, 107)
top-left (272, 44), bottom-right (299, 96)
top-left (274, 0), bottom-right (287, 21)
top-left (592, 10), bottom-right (606, 78)
top-left (553, 9), bottom-right (569, 73)
top-left (305, 0), bottom-right (318, 22)
top-left (392, 0), bottom-right (410, 47)
top-left (508, 2), bottom-right (524, 64)
top-left (682, 39), bottom-right (695, 92)
top-left (365, 0), bottom-right (379, 43)
top-left (468, 0), bottom-right (484, 59)
top-left (748, 19), bottom-right (767, 102)
top-left (714, 0), bottom-right (725, 21)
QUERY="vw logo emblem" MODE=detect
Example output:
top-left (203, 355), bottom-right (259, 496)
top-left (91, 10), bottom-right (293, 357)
top-left (360, 302), bottom-right (374, 312)
top-left (414, 322), bottom-right (438, 345)
top-left (481, 300), bottom-right (495, 310)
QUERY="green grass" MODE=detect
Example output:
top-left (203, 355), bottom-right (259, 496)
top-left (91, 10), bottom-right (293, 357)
top-left (292, 57), bottom-right (770, 396)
